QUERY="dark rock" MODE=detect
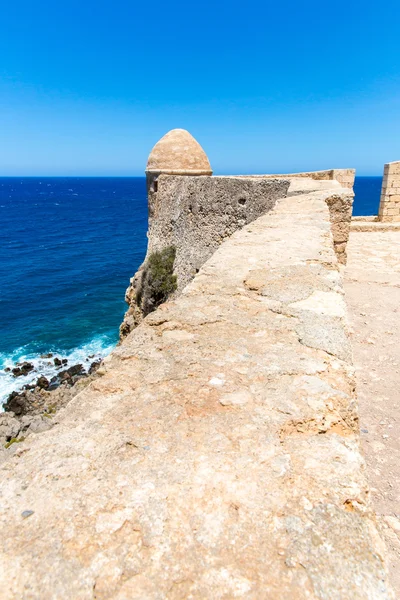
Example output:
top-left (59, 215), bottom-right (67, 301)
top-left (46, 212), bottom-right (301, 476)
top-left (40, 353), bottom-right (53, 359)
top-left (67, 364), bottom-right (85, 377)
top-left (4, 391), bottom-right (30, 416)
top-left (4, 367), bottom-right (10, 372)
top-left (21, 510), bottom-right (34, 519)
top-left (62, 359), bottom-right (68, 365)
top-left (12, 362), bottom-right (34, 377)
top-left (36, 376), bottom-right (49, 390)
top-left (54, 358), bottom-right (62, 367)
top-left (58, 370), bottom-right (72, 382)
top-left (20, 362), bottom-right (34, 372)
top-left (88, 360), bottom-right (102, 375)
top-left (48, 377), bottom-right (59, 391)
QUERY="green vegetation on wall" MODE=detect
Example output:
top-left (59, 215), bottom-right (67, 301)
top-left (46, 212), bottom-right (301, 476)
top-left (137, 246), bottom-right (177, 315)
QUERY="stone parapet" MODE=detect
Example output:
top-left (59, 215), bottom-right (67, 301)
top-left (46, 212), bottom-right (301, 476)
top-left (247, 169), bottom-right (355, 189)
top-left (0, 191), bottom-right (392, 598)
top-left (379, 161), bottom-right (400, 222)
top-left (287, 180), bottom-right (354, 264)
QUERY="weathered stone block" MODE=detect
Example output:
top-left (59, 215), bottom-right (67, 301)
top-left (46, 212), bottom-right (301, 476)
top-left (324, 192), bottom-right (353, 263)
top-left (329, 220), bottom-right (351, 243)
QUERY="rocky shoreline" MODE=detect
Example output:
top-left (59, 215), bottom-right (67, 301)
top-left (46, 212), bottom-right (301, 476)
top-left (0, 355), bottom-right (102, 458)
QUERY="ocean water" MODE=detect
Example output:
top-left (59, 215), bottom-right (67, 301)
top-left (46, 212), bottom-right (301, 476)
top-left (0, 175), bottom-right (382, 406)
top-left (0, 177), bottom-right (148, 405)
top-left (353, 176), bottom-right (382, 216)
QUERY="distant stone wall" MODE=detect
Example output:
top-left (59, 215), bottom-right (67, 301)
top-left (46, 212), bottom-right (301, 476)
top-left (0, 189), bottom-right (393, 598)
top-left (121, 175), bottom-right (289, 337)
top-left (379, 161), bottom-right (400, 222)
top-left (259, 169), bottom-right (355, 189)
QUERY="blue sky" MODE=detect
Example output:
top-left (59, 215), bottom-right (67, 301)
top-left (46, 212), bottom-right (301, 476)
top-left (1, 0), bottom-right (400, 176)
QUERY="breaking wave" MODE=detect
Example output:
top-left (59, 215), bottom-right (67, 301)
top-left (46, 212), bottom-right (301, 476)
top-left (0, 335), bottom-right (114, 408)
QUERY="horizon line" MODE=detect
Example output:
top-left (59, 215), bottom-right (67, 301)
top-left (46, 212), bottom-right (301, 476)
top-left (0, 172), bottom-right (384, 178)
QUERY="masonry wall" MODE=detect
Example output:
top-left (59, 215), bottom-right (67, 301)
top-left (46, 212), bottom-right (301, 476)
top-left (121, 175), bottom-right (289, 337)
top-left (379, 161), bottom-right (400, 222)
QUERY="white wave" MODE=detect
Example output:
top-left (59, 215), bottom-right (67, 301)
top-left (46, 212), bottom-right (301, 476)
top-left (0, 336), bottom-right (115, 409)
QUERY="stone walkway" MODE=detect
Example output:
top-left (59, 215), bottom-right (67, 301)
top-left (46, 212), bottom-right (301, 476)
top-left (0, 190), bottom-right (392, 599)
top-left (345, 230), bottom-right (400, 595)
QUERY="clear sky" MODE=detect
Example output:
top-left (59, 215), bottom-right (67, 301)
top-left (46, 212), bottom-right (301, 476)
top-left (1, 0), bottom-right (400, 176)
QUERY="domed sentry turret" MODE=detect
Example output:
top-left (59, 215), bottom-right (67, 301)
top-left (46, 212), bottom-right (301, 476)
top-left (146, 129), bottom-right (212, 186)
top-left (145, 128), bottom-right (212, 230)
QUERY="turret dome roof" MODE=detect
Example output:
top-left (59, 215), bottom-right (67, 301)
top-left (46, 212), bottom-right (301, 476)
top-left (146, 129), bottom-right (212, 175)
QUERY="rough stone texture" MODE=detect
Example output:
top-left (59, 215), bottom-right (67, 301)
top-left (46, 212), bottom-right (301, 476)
top-left (345, 230), bottom-right (400, 596)
top-left (0, 375), bottom-right (100, 459)
top-left (351, 221), bottom-right (400, 232)
top-left (121, 176), bottom-right (289, 337)
top-left (287, 179), bottom-right (354, 264)
top-left (324, 191), bottom-right (354, 264)
top-left (0, 192), bottom-right (392, 599)
top-left (352, 216), bottom-right (378, 222)
top-left (246, 176), bottom-right (354, 265)
top-left (331, 169), bottom-right (356, 190)
top-left (250, 169), bottom-right (355, 190)
top-left (146, 129), bottom-right (212, 176)
top-left (379, 161), bottom-right (400, 222)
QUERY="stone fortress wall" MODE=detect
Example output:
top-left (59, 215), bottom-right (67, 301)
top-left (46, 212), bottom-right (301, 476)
top-left (121, 130), bottom-right (354, 337)
top-left (145, 175), bottom-right (290, 292)
top-left (252, 168), bottom-right (355, 190)
top-left (0, 130), bottom-right (394, 598)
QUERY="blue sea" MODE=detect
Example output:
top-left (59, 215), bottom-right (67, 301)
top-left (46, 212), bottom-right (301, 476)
top-left (0, 177), bottom-right (148, 404)
top-left (0, 175), bottom-right (382, 405)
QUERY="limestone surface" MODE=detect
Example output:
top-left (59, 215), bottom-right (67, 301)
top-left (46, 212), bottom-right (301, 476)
top-left (345, 230), bottom-right (400, 595)
top-left (0, 190), bottom-right (392, 599)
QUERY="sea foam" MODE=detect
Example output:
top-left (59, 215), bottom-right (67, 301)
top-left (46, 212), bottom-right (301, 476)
top-left (0, 335), bottom-right (114, 409)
